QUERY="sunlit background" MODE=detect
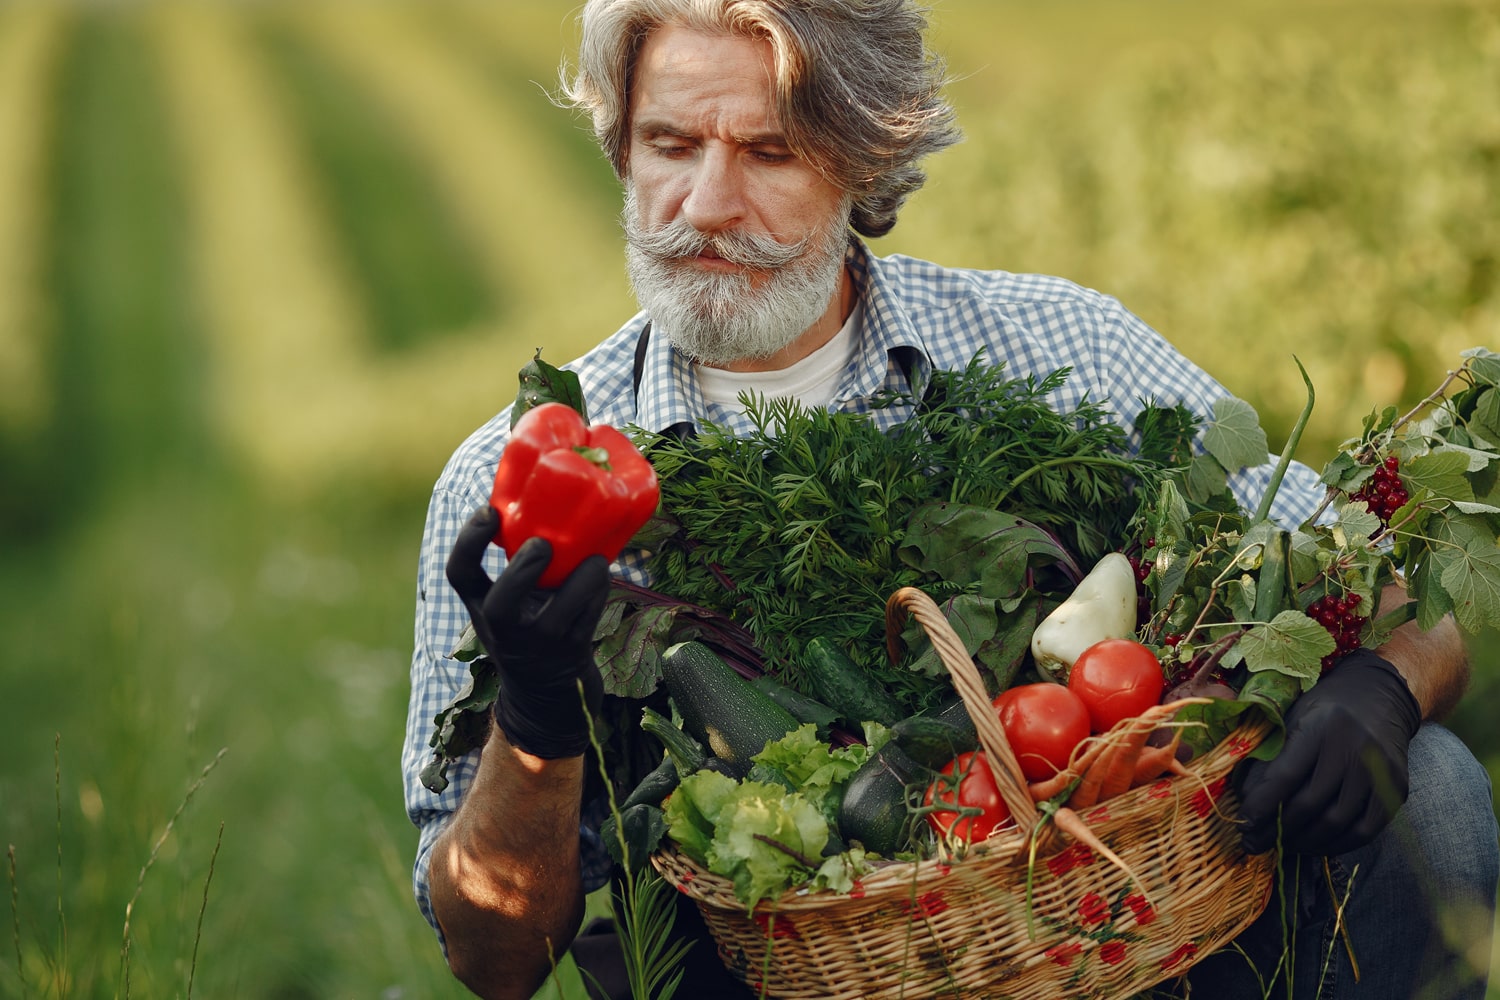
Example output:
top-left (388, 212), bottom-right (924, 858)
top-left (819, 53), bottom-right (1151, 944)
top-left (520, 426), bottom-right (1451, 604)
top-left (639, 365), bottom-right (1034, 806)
top-left (0, 0), bottom-right (1496, 996)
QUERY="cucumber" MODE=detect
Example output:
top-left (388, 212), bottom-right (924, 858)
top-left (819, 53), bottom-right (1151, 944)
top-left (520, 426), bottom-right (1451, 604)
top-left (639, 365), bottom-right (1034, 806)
top-left (804, 636), bottom-right (905, 728)
top-left (661, 641), bottom-right (800, 774)
top-left (891, 694), bottom-right (980, 769)
top-left (837, 742), bottom-right (928, 856)
top-left (751, 675), bottom-right (840, 730)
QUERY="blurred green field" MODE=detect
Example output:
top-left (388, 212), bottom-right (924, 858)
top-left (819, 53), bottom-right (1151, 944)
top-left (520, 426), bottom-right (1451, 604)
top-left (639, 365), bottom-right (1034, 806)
top-left (0, 1), bottom-right (1495, 997)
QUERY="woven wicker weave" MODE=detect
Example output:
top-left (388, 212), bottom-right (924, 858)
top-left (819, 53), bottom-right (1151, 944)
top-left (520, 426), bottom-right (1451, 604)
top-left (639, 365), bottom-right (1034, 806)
top-left (653, 587), bottom-right (1276, 999)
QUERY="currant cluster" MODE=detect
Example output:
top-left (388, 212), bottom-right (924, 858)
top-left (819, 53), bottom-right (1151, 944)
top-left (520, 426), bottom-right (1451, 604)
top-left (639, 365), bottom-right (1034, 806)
top-left (1350, 455), bottom-right (1410, 525)
top-left (1307, 592), bottom-right (1368, 671)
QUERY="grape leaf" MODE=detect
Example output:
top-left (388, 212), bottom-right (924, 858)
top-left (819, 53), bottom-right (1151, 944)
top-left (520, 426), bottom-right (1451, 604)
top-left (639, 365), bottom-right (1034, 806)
top-left (1319, 450), bottom-right (1364, 490)
top-left (1331, 503), bottom-right (1381, 549)
top-left (1203, 397), bottom-right (1270, 472)
top-left (1186, 453), bottom-right (1229, 504)
top-left (1463, 347), bottom-right (1500, 387)
top-left (1436, 535), bottom-right (1500, 634)
top-left (1430, 443), bottom-right (1496, 474)
top-left (1402, 450), bottom-right (1476, 503)
top-left (1470, 387), bottom-right (1500, 447)
top-left (1237, 611), bottom-right (1334, 691)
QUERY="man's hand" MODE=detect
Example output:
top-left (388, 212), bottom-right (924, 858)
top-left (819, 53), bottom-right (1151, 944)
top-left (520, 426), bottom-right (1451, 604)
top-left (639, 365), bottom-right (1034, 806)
top-left (445, 505), bottom-right (610, 759)
top-left (1236, 649), bottom-right (1422, 857)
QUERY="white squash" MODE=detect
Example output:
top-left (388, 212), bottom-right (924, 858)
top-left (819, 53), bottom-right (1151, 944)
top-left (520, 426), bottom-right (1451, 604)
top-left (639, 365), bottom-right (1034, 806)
top-left (1030, 552), bottom-right (1139, 681)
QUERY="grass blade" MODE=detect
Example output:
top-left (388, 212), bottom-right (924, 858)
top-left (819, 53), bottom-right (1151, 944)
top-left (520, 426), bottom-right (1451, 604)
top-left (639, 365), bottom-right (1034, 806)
top-left (185, 821), bottom-right (225, 1000)
top-left (117, 747), bottom-right (227, 1000)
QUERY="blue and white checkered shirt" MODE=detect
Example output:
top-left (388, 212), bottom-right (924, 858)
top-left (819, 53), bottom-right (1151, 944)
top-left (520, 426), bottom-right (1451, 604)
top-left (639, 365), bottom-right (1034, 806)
top-left (401, 239), bottom-right (1325, 939)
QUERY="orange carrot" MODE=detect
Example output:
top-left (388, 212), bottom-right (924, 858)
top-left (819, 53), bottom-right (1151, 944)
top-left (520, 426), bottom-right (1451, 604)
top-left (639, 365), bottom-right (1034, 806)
top-left (1130, 730), bottom-right (1183, 788)
top-left (1050, 806), bottom-right (1153, 907)
top-left (1027, 733), bottom-right (1110, 802)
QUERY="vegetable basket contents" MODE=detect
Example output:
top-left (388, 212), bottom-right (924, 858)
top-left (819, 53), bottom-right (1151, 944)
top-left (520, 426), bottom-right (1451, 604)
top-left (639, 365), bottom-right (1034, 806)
top-left (426, 348), bottom-right (1500, 997)
top-left (651, 588), bottom-right (1275, 999)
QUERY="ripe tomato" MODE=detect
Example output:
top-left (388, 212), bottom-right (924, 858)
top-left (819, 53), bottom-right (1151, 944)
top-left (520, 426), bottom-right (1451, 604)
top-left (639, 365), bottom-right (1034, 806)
top-left (1068, 638), bottom-right (1166, 733)
top-left (992, 683), bottom-right (1091, 782)
top-left (924, 751), bottom-right (1012, 843)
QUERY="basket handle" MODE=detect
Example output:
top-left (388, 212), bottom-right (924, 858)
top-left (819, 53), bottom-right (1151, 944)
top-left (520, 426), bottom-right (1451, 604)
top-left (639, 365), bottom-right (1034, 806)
top-left (885, 587), bottom-right (1040, 827)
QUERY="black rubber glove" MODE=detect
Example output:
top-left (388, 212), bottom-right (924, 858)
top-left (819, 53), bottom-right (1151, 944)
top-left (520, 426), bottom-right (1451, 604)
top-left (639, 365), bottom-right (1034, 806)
top-left (445, 505), bottom-right (610, 759)
top-left (1236, 648), bottom-right (1421, 857)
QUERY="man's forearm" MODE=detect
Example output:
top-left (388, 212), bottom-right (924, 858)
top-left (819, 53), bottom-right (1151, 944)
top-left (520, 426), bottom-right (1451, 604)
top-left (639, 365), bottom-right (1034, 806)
top-left (1373, 584), bottom-right (1469, 721)
top-left (429, 727), bottom-right (588, 999)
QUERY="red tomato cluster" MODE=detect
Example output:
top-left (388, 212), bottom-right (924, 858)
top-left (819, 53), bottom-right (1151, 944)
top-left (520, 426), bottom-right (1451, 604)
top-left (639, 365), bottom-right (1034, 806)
top-left (923, 638), bottom-right (1166, 845)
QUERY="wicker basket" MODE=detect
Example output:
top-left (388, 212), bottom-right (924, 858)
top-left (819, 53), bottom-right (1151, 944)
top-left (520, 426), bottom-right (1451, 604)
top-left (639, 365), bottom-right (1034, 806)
top-left (652, 587), bottom-right (1276, 999)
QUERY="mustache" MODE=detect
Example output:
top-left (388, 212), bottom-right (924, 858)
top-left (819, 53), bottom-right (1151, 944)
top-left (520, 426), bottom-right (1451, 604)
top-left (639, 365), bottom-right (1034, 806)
top-left (625, 215), bottom-right (809, 271)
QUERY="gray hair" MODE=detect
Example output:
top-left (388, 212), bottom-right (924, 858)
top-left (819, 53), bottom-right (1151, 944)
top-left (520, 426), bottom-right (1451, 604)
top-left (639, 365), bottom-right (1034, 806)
top-left (560, 0), bottom-right (961, 238)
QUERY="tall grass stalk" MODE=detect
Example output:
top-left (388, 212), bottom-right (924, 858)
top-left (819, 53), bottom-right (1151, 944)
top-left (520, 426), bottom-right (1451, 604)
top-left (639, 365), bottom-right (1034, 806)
top-left (53, 734), bottom-right (67, 998)
top-left (116, 747), bottom-right (227, 1000)
top-left (185, 821), bottom-right (225, 1000)
top-left (8, 844), bottom-right (21, 993)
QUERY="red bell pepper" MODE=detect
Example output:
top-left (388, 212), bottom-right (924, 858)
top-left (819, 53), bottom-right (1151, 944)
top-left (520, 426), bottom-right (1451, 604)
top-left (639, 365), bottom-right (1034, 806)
top-left (489, 402), bottom-right (660, 589)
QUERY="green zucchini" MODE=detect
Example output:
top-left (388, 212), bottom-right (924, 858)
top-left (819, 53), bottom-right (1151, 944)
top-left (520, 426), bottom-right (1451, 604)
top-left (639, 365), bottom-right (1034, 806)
top-left (660, 641), bottom-right (800, 774)
top-left (639, 705), bottom-right (707, 776)
top-left (837, 742), bottom-right (928, 856)
top-left (890, 694), bottom-right (980, 769)
top-left (804, 636), bottom-right (905, 729)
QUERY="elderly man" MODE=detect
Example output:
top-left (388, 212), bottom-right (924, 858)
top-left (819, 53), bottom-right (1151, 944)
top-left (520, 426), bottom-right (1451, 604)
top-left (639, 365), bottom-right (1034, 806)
top-left (403, 2), bottom-right (1497, 997)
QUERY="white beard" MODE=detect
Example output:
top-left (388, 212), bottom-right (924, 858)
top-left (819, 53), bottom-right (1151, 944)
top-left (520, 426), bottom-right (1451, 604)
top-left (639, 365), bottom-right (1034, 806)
top-left (622, 189), bottom-right (851, 367)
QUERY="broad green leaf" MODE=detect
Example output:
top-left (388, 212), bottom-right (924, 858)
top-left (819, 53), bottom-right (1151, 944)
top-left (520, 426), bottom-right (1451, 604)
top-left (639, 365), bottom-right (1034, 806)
top-left (899, 503), bottom-right (1072, 596)
top-left (1237, 610), bottom-right (1334, 691)
top-left (1470, 386), bottom-right (1500, 446)
top-left (601, 803), bottom-right (670, 873)
top-left (450, 623), bottom-right (483, 662)
top-left (1332, 503), bottom-right (1381, 549)
top-left (974, 594), bottom-right (1047, 691)
top-left (596, 604), bottom-right (677, 698)
top-left (903, 593), bottom-right (999, 678)
top-left (1463, 347), bottom-right (1500, 387)
top-left (1430, 442), bottom-right (1496, 474)
top-left (512, 349), bottom-right (587, 425)
top-left (1437, 535), bottom-right (1500, 634)
top-left (1226, 575), bottom-right (1257, 623)
top-left (1239, 669), bottom-right (1302, 728)
top-left (1319, 450), bottom-right (1364, 490)
top-left (1186, 452), bottom-right (1229, 505)
top-left (1402, 450), bottom-right (1476, 503)
top-left (1287, 528), bottom-right (1325, 587)
top-left (1203, 397), bottom-right (1270, 472)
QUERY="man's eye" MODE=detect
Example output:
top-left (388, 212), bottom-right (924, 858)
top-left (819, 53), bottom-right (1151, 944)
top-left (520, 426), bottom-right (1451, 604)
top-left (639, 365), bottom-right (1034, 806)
top-left (652, 142), bottom-right (693, 158)
top-left (751, 149), bottom-right (793, 164)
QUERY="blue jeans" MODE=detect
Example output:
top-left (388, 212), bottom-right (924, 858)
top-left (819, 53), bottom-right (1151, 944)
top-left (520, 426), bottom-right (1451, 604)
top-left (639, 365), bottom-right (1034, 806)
top-left (1185, 724), bottom-right (1498, 999)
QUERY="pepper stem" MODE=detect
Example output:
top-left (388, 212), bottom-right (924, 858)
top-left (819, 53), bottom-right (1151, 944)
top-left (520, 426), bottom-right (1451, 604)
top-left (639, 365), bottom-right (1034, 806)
top-left (575, 444), bottom-right (613, 470)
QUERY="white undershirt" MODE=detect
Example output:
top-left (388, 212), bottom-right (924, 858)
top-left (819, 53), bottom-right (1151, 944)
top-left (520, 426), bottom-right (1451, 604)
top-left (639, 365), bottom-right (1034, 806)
top-left (693, 302), bottom-right (863, 413)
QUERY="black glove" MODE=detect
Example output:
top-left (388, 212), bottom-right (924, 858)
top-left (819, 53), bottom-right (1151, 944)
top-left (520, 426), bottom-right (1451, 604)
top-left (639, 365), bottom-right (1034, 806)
top-left (445, 505), bottom-right (610, 759)
top-left (1236, 648), bottom-right (1421, 857)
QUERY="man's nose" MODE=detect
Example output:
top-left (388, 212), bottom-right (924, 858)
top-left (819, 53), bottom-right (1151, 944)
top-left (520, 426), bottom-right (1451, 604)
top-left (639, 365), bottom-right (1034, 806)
top-left (680, 147), bottom-right (747, 233)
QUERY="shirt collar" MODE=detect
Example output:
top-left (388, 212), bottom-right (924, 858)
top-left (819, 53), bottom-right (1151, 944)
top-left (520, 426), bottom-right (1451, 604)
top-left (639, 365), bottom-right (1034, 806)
top-left (628, 238), bottom-right (935, 432)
